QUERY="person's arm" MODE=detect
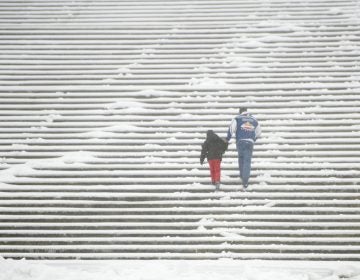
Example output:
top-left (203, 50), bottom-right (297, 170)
top-left (226, 118), bottom-right (237, 142)
top-left (200, 141), bottom-right (207, 165)
top-left (222, 139), bottom-right (228, 154)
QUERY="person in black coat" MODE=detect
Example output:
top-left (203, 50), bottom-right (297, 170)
top-left (200, 130), bottom-right (228, 190)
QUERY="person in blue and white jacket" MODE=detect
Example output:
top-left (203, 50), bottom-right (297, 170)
top-left (226, 107), bottom-right (261, 189)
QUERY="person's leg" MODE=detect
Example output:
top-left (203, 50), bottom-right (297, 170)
top-left (208, 159), bottom-right (216, 184)
top-left (210, 159), bottom-right (221, 190)
top-left (236, 142), bottom-right (244, 180)
top-left (213, 159), bottom-right (221, 183)
top-left (241, 141), bottom-right (254, 187)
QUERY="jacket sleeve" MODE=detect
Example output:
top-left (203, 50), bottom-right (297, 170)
top-left (223, 141), bottom-right (228, 153)
top-left (220, 139), bottom-right (228, 154)
top-left (200, 141), bottom-right (208, 164)
top-left (226, 118), bottom-right (237, 142)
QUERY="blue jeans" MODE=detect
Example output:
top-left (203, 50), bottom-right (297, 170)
top-left (236, 140), bottom-right (254, 185)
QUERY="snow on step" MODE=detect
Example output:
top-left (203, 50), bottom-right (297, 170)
top-left (0, 0), bottom-right (359, 260)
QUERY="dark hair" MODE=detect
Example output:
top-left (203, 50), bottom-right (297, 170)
top-left (239, 107), bottom-right (247, 114)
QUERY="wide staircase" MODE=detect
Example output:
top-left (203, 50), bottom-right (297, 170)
top-left (0, 0), bottom-right (360, 260)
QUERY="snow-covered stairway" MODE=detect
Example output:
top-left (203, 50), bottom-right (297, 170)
top-left (0, 0), bottom-right (360, 260)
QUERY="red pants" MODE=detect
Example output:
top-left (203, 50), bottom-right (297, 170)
top-left (208, 159), bottom-right (221, 183)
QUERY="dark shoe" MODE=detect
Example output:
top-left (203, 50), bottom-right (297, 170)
top-left (243, 183), bottom-right (248, 189)
top-left (215, 182), bottom-right (220, 191)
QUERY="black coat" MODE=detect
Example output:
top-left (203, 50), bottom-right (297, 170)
top-left (200, 130), bottom-right (228, 164)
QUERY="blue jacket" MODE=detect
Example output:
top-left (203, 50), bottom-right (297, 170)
top-left (226, 112), bottom-right (261, 143)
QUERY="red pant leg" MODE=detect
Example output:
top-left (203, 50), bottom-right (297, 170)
top-left (208, 159), bottom-right (221, 183)
top-left (213, 159), bottom-right (221, 182)
top-left (208, 160), bottom-right (215, 183)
